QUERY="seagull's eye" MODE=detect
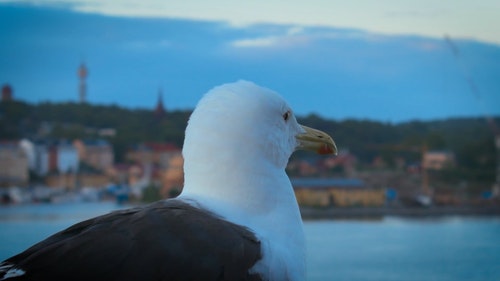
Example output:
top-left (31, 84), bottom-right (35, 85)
top-left (283, 111), bottom-right (290, 122)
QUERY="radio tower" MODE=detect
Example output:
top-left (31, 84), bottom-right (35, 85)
top-left (78, 62), bottom-right (88, 103)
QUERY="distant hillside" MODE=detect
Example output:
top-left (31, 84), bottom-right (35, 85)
top-left (0, 100), bottom-right (190, 160)
top-left (0, 100), bottom-right (497, 183)
top-left (301, 113), bottom-right (496, 157)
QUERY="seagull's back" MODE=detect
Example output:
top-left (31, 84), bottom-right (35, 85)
top-left (1, 200), bottom-right (262, 281)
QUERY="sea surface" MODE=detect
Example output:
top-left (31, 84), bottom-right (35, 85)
top-left (1, 202), bottom-right (499, 281)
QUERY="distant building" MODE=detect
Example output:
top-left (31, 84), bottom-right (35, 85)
top-left (423, 151), bottom-right (455, 170)
top-left (0, 142), bottom-right (29, 186)
top-left (30, 139), bottom-right (111, 188)
top-left (126, 142), bottom-right (180, 168)
top-left (74, 139), bottom-right (114, 171)
top-left (159, 153), bottom-right (184, 197)
top-left (1, 84), bottom-right (13, 102)
top-left (57, 143), bottom-right (79, 173)
top-left (125, 142), bottom-right (183, 197)
top-left (293, 178), bottom-right (385, 207)
top-left (45, 173), bottom-right (109, 189)
top-left (19, 139), bottom-right (36, 171)
top-left (112, 163), bottom-right (145, 187)
top-left (287, 159), bottom-right (319, 177)
top-left (34, 141), bottom-right (79, 175)
top-left (322, 151), bottom-right (357, 176)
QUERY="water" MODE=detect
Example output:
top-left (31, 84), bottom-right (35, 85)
top-left (306, 218), bottom-right (500, 281)
top-left (0, 202), bottom-right (123, 259)
top-left (1, 203), bottom-right (499, 281)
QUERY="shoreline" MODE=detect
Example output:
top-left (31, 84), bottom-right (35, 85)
top-left (300, 205), bottom-right (500, 220)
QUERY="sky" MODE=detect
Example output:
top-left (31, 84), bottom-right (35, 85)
top-left (1, 0), bottom-right (499, 122)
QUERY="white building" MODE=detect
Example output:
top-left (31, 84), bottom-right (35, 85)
top-left (423, 151), bottom-right (455, 170)
top-left (34, 142), bottom-right (79, 175)
top-left (57, 144), bottom-right (79, 173)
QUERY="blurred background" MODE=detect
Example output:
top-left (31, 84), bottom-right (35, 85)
top-left (1, 1), bottom-right (500, 280)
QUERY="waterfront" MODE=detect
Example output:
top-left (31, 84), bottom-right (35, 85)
top-left (1, 202), bottom-right (500, 281)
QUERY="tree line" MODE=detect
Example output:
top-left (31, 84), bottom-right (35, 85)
top-left (1, 100), bottom-right (497, 184)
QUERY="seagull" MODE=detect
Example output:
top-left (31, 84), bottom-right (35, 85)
top-left (0, 80), bottom-right (337, 281)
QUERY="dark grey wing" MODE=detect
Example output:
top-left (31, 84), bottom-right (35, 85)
top-left (0, 199), bottom-right (262, 281)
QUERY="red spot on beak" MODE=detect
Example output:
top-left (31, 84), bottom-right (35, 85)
top-left (318, 144), bottom-right (334, 155)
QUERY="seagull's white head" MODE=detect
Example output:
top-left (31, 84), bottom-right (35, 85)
top-left (182, 80), bottom-right (336, 173)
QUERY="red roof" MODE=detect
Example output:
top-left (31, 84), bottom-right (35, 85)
top-left (143, 142), bottom-right (180, 152)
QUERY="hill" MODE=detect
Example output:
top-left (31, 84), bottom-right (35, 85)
top-left (0, 100), bottom-right (497, 185)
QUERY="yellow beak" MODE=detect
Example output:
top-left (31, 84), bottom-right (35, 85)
top-left (295, 125), bottom-right (337, 155)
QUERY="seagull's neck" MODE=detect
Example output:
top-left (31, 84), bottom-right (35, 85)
top-left (181, 154), bottom-right (297, 217)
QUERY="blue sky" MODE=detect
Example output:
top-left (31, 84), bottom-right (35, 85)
top-left (1, 1), bottom-right (499, 122)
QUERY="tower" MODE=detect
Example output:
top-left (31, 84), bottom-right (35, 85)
top-left (1, 84), bottom-right (13, 102)
top-left (78, 62), bottom-right (88, 103)
top-left (155, 87), bottom-right (166, 118)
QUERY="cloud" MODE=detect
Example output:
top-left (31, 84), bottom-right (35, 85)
top-left (3, 0), bottom-right (499, 45)
top-left (229, 26), bottom-right (392, 49)
top-left (231, 37), bottom-right (279, 48)
top-left (230, 26), bottom-right (311, 48)
top-left (287, 26), bottom-right (304, 36)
